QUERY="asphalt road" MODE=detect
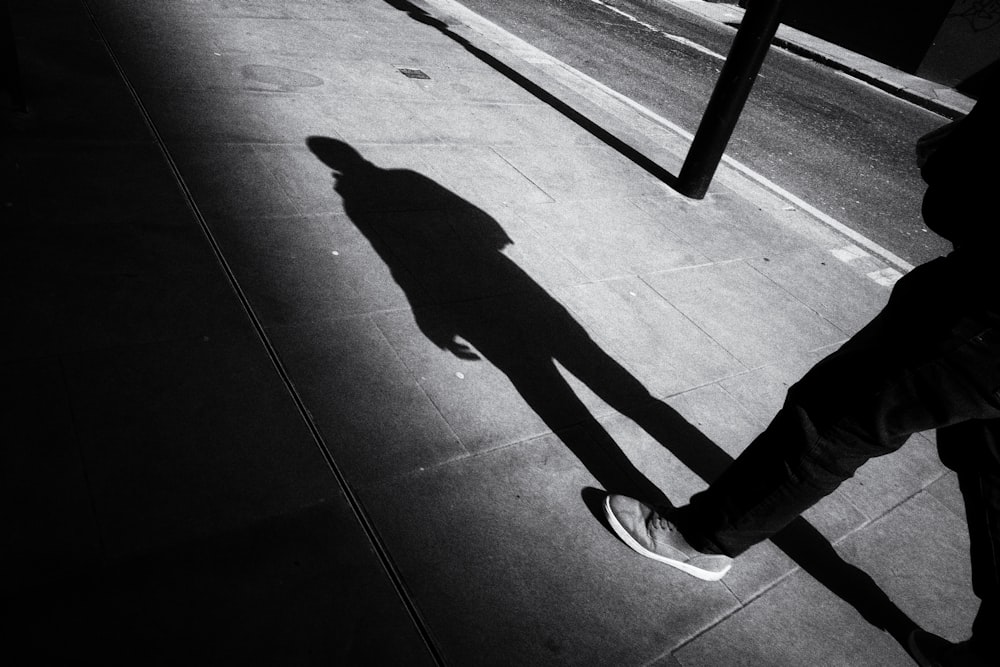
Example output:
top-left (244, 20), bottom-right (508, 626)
top-left (453, 0), bottom-right (956, 266)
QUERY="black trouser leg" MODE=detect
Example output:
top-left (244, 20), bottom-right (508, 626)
top-left (938, 421), bottom-right (1000, 653)
top-left (673, 259), bottom-right (1000, 559)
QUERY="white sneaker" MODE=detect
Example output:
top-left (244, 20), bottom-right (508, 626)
top-left (604, 494), bottom-right (732, 581)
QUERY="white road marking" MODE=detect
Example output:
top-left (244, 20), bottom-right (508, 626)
top-left (831, 244), bottom-right (872, 264)
top-left (867, 267), bottom-right (904, 287)
top-left (586, 0), bottom-right (728, 61)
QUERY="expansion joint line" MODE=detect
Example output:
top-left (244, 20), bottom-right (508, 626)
top-left (80, 2), bottom-right (446, 663)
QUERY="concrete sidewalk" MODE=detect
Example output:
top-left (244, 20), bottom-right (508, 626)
top-left (3, 0), bottom-right (978, 664)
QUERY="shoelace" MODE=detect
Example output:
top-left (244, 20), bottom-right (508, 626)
top-left (647, 509), bottom-right (676, 535)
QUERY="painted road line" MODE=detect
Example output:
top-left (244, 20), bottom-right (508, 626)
top-left (586, 0), bottom-right (727, 61)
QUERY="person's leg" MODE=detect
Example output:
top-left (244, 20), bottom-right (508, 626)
top-left (670, 260), bottom-right (1000, 558)
top-left (938, 420), bottom-right (1000, 657)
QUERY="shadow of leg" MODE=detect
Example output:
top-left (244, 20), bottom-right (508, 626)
top-left (543, 310), bottom-right (921, 647)
top-left (503, 359), bottom-right (672, 506)
top-left (621, 401), bottom-right (921, 649)
top-left (773, 519), bottom-right (920, 645)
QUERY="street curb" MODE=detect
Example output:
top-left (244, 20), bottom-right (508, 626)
top-left (414, 0), bottom-right (914, 275)
top-left (654, 0), bottom-right (975, 119)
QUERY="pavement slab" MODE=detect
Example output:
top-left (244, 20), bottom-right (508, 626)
top-left (12, 142), bottom-right (191, 225)
top-left (403, 61), bottom-right (548, 104)
top-left (489, 203), bottom-right (594, 291)
top-left (126, 0), bottom-right (404, 22)
top-left (405, 99), bottom-right (598, 146)
top-left (513, 197), bottom-right (710, 280)
top-left (644, 260), bottom-right (848, 368)
top-left (494, 143), bottom-right (675, 201)
top-left (631, 191), bottom-right (815, 263)
top-left (359, 434), bottom-right (741, 665)
top-left (60, 330), bottom-right (337, 558)
top-left (836, 492), bottom-right (979, 645)
top-left (1, 219), bottom-right (249, 361)
top-left (555, 276), bottom-right (744, 398)
top-left (139, 89), bottom-right (338, 144)
top-left (165, 142), bottom-right (302, 219)
top-left (838, 432), bottom-right (947, 522)
top-left (7, 500), bottom-right (437, 666)
top-left (266, 314), bottom-right (466, 483)
top-left (416, 143), bottom-right (556, 206)
top-left (1, 45), bottom-right (150, 142)
top-left (248, 142), bottom-right (358, 216)
top-left (747, 247), bottom-right (891, 336)
top-left (675, 566), bottom-right (915, 666)
top-left (716, 345), bottom-right (838, 423)
top-left (206, 211), bottom-right (413, 325)
top-left (2, 357), bottom-right (102, 591)
top-left (925, 466), bottom-right (965, 520)
top-left (374, 299), bottom-right (555, 454)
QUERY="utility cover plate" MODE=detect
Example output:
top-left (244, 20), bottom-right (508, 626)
top-left (398, 67), bottom-right (430, 79)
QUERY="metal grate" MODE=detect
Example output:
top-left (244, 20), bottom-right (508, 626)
top-left (397, 67), bottom-right (430, 79)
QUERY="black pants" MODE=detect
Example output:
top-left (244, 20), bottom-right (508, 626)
top-left (674, 254), bottom-right (1000, 651)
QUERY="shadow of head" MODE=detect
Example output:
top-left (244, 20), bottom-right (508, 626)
top-left (307, 136), bottom-right (370, 177)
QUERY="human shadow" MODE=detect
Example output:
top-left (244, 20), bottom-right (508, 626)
top-left (306, 136), bottom-right (686, 504)
top-left (307, 136), bottom-right (920, 650)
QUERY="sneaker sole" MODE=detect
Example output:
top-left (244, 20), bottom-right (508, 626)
top-left (603, 496), bottom-right (731, 582)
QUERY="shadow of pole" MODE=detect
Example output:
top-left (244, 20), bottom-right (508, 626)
top-left (380, 0), bottom-right (680, 191)
top-left (307, 135), bottom-right (919, 651)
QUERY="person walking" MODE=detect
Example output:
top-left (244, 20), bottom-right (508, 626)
top-left (604, 83), bottom-right (999, 667)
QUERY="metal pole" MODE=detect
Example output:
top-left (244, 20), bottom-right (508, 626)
top-left (677, 0), bottom-right (787, 199)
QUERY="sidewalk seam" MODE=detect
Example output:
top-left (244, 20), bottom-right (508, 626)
top-left (81, 3), bottom-right (447, 663)
top-left (369, 313), bottom-right (472, 458)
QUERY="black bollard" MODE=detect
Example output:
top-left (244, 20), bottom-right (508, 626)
top-left (677, 0), bottom-right (788, 199)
